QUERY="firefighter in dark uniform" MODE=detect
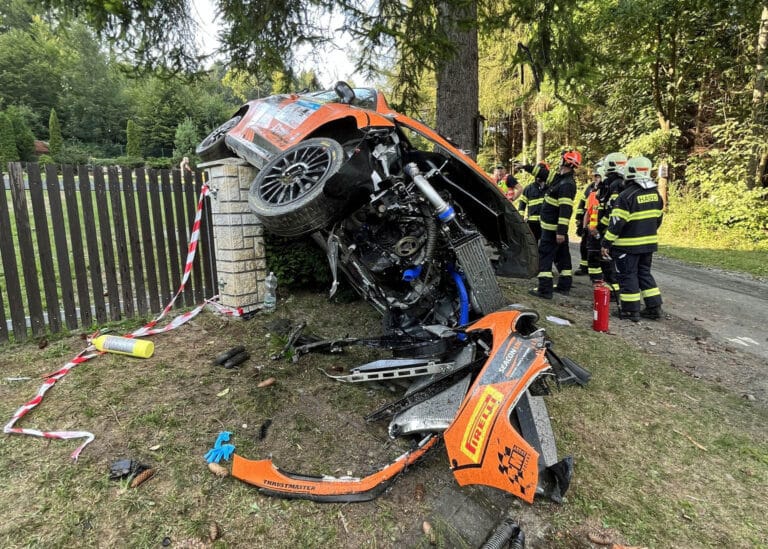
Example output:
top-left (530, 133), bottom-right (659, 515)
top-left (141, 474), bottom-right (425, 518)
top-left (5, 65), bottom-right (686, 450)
top-left (596, 152), bottom-right (627, 293)
top-left (601, 156), bottom-right (664, 322)
top-left (583, 164), bottom-right (606, 283)
top-left (517, 161), bottom-right (550, 242)
top-left (574, 165), bottom-right (600, 275)
top-left (529, 150), bottom-right (580, 299)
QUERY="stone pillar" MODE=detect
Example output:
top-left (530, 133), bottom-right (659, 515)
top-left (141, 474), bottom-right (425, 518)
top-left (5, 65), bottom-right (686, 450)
top-left (200, 159), bottom-right (266, 315)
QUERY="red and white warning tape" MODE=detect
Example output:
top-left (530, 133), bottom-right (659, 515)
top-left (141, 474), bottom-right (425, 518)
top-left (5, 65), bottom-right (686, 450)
top-left (4, 181), bottom-right (243, 459)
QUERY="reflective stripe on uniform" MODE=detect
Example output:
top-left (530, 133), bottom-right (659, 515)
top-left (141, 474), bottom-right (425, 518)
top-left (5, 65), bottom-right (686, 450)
top-left (588, 267), bottom-right (602, 275)
top-left (620, 292), bottom-right (642, 302)
top-left (557, 197), bottom-right (574, 206)
top-left (541, 221), bottom-right (558, 231)
top-left (641, 287), bottom-right (661, 298)
top-left (558, 217), bottom-right (571, 225)
top-left (538, 271), bottom-right (554, 278)
top-left (614, 235), bottom-right (658, 247)
top-left (560, 270), bottom-right (573, 277)
top-left (628, 209), bottom-right (663, 221)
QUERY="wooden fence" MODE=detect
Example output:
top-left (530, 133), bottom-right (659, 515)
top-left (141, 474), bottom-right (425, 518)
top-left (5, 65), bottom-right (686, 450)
top-left (0, 162), bottom-right (218, 343)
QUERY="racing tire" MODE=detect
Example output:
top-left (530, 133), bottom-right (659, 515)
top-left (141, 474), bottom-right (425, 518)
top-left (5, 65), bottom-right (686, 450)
top-left (248, 137), bottom-right (345, 237)
top-left (196, 115), bottom-right (242, 162)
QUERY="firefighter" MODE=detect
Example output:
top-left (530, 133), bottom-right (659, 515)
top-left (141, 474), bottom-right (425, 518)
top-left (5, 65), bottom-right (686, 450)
top-left (529, 150), bottom-right (580, 299)
top-left (596, 152), bottom-right (627, 294)
top-left (600, 156), bottom-right (664, 321)
top-left (493, 164), bottom-right (523, 202)
top-left (517, 162), bottom-right (550, 242)
top-left (574, 164), bottom-right (601, 275)
top-left (583, 164), bottom-right (605, 283)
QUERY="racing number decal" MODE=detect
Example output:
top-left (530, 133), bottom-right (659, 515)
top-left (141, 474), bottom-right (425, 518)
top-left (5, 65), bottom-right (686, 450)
top-left (460, 386), bottom-right (504, 463)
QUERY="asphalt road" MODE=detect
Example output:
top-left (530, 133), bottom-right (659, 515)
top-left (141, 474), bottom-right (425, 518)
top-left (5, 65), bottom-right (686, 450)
top-left (651, 254), bottom-right (768, 361)
top-left (569, 241), bottom-right (768, 362)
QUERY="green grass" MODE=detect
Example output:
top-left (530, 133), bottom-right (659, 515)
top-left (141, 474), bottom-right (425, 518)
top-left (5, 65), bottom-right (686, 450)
top-left (0, 291), bottom-right (766, 548)
top-left (657, 243), bottom-right (768, 278)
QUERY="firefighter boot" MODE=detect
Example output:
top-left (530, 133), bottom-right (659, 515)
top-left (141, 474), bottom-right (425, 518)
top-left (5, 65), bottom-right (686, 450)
top-left (640, 306), bottom-right (663, 320)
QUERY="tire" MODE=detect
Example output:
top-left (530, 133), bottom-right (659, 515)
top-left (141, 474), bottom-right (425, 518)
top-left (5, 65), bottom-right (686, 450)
top-left (196, 115), bottom-right (242, 161)
top-left (248, 137), bottom-right (345, 237)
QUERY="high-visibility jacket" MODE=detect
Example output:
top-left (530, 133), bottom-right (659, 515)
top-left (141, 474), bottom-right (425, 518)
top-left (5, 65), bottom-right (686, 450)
top-left (575, 182), bottom-right (595, 227)
top-left (518, 181), bottom-right (546, 222)
top-left (597, 172), bottom-right (624, 230)
top-left (585, 188), bottom-right (600, 231)
top-left (602, 180), bottom-right (664, 254)
top-left (539, 171), bottom-right (576, 235)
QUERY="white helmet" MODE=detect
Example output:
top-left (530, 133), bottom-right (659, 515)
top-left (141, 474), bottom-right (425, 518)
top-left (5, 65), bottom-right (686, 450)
top-left (625, 156), bottom-right (653, 181)
top-left (604, 152), bottom-right (627, 175)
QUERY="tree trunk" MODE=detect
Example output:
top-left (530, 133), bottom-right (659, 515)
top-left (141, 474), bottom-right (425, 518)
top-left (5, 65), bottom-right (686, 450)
top-left (536, 117), bottom-right (544, 163)
top-left (749, 4), bottom-right (768, 188)
top-left (436, 1), bottom-right (479, 159)
top-left (521, 103), bottom-right (528, 164)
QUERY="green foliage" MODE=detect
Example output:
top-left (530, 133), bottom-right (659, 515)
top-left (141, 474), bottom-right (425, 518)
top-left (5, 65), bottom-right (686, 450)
top-left (623, 128), bottom-right (680, 160)
top-left (37, 153), bottom-right (54, 166)
top-left (126, 119), bottom-right (141, 157)
top-left (265, 234), bottom-right (331, 289)
top-left (172, 117), bottom-right (197, 158)
top-left (0, 111), bottom-right (18, 163)
top-left (143, 156), bottom-right (172, 169)
top-left (90, 156), bottom-right (144, 168)
top-left (47, 108), bottom-right (62, 156)
top-left (5, 105), bottom-right (35, 160)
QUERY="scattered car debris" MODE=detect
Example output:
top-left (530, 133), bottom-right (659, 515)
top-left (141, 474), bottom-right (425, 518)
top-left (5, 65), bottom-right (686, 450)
top-left (109, 459), bottom-right (150, 481)
top-left (213, 345), bottom-right (246, 366)
top-left (481, 518), bottom-right (525, 549)
top-left (546, 315), bottom-right (572, 326)
top-left (4, 377), bottom-right (31, 382)
top-left (223, 350), bottom-right (250, 369)
top-left (231, 308), bottom-right (590, 504)
top-left (216, 388), bottom-right (230, 397)
top-left (258, 419), bottom-right (272, 440)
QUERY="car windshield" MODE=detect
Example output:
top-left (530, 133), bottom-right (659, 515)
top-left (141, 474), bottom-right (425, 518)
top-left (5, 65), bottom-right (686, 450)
top-left (304, 88), bottom-right (378, 110)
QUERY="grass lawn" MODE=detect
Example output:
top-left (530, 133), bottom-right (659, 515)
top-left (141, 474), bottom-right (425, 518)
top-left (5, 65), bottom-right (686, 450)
top-left (0, 286), bottom-right (765, 548)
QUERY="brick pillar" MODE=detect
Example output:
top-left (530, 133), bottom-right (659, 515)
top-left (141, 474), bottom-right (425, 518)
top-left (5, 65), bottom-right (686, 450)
top-left (200, 159), bottom-right (266, 315)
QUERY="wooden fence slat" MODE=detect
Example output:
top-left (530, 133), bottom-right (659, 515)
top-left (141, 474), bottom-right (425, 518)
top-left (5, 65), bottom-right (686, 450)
top-left (0, 274), bottom-right (7, 343)
top-left (136, 168), bottom-right (160, 314)
top-left (108, 167), bottom-right (134, 318)
top-left (0, 167), bottom-right (25, 341)
top-left (46, 164), bottom-right (77, 329)
top-left (94, 169), bottom-right (121, 321)
top-left (78, 166), bottom-right (107, 325)
top-left (148, 170), bottom-right (171, 306)
top-left (122, 168), bottom-right (147, 317)
top-left (184, 170), bottom-right (205, 304)
top-left (28, 163), bottom-right (61, 333)
top-left (161, 170), bottom-right (182, 306)
top-left (172, 169), bottom-right (193, 306)
top-left (199, 171), bottom-right (218, 297)
top-left (62, 165), bottom-right (91, 328)
top-left (10, 163), bottom-right (45, 337)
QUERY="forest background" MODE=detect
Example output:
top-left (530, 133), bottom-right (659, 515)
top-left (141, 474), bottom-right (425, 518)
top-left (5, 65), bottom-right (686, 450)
top-left (1, 0), bottom-right (766, 258)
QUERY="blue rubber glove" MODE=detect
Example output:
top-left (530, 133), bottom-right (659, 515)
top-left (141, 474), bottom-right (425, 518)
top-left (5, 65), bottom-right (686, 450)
top-left (204, 431), bottom-right (235, 463)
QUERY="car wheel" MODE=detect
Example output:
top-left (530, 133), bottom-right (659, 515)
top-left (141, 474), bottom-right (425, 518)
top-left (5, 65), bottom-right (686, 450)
top-left (248, 137), bottom-right (345, 237)
top-left (196, 115), bottom-right (242, 161)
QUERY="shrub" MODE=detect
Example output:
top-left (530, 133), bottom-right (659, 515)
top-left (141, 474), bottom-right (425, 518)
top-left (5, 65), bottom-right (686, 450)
top-left (265, 234), bottom-right (332, 289)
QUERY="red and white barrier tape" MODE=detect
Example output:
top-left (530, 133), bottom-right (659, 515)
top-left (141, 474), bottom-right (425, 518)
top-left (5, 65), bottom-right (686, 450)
top-left (4, 182), bottom-right (243, 459)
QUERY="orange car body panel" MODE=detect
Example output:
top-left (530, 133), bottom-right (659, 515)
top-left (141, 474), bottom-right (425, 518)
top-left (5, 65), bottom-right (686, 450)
top-left (443, 310), bottom-right (550, 503)
top-left (231, 435), bottom-right (438, 499)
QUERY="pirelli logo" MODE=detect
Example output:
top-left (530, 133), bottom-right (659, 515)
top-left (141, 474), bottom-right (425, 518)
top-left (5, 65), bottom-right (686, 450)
top-left (461, 386), bottom-right (504, 463)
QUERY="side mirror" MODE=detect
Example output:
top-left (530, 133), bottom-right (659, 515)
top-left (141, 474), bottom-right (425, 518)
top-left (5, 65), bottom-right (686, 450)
top-left (334, 81), bottom-right (356, 105)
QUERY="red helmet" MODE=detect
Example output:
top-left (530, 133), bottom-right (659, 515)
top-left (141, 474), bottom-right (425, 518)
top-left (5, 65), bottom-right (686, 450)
top-left (562, 150), bottom-right (582, 168)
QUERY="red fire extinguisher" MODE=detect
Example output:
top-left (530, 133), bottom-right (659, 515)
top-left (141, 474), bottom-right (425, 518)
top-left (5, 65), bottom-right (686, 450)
top-left (593, 283), bottom-right (610, 332)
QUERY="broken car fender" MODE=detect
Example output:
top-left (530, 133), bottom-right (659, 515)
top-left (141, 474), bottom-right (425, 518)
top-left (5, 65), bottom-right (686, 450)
top-left (231, 434), bottom-right (439, 503)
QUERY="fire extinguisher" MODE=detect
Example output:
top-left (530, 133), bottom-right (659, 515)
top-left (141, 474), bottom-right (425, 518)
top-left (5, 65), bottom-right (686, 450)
top-left (593, 283), bottom-right (610, 332)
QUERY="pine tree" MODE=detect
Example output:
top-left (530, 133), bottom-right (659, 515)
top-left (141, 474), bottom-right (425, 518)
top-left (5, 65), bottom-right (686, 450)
top-left (0, 112), bottom-right (19, 166)
top-left (48, 108), bottom-right (63, 157)
top-left (126, 119), bottom-right (141, 157)
top-left (173, 117), bottom-right (198, 159)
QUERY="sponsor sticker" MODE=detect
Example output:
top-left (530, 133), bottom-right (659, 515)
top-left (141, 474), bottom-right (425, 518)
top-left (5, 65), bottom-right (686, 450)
top-left (460, 386), bottom-right (504, 463)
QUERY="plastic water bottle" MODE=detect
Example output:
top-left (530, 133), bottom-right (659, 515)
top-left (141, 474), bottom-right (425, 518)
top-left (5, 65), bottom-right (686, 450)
top-left (263, 272), bottom-right (278, 313)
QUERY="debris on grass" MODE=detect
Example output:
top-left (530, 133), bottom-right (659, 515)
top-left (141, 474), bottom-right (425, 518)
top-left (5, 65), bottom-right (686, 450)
top-left (216, 388), bottom-right (230, 397)
top-left (257, 377), bottom-right (275, 388)
top-left (208, 462), bottom-right (229, 478)
top-left (129, 468), bottom-right (156, 489)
